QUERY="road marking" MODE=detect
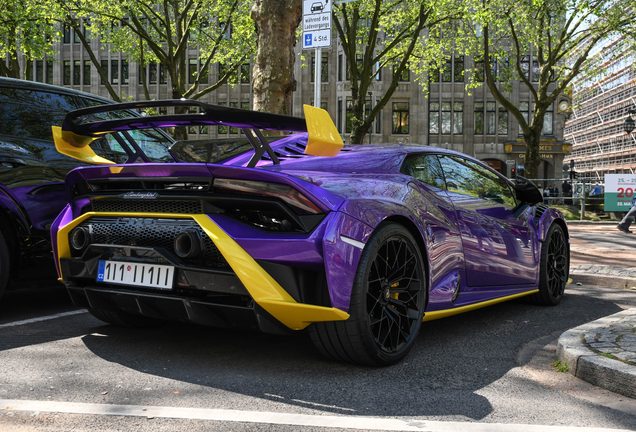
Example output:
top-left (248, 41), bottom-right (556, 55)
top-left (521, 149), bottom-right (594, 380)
top-left (0, 310), bottom-right (87, 329)
top-left (0, 399), bottom-right (632, 432)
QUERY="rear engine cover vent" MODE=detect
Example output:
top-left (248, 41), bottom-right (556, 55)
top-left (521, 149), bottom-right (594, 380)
top-left (92, 199), bottom-right (203, 214)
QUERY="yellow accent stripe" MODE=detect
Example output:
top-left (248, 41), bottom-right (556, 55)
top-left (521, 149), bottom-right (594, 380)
top-left (57, 212), bottom-right (349, 330)
top-left (303, 105), bottom-right (344, 157)
top-left (52, 126), bottom-right (115, 165)
top-left (422, 289), bottom-right (539, 322)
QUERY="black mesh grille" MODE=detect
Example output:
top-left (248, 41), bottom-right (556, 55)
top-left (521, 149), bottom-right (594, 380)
top-left (71, 217), bottom-right (229, 269)
top-left (92, 200), bottom-right (203, 214)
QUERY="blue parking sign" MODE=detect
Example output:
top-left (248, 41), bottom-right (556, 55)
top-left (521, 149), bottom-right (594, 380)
top-left (305, 33), bottom-right (312, 46)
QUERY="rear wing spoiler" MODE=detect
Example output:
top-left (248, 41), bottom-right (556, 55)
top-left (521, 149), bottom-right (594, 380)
top-left (52, 100), bottom-right (343, 167)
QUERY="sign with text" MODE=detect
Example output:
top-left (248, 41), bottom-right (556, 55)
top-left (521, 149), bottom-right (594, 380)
top-left (604, 174), bottom-right (636, 211)
top-left (302, 0), bottom-right (332, 49)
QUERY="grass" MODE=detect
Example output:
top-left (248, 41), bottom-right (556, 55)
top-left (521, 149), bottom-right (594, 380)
top-left (552, 358), bottom-right (569, 373)
top-left (600, 352), bottom-right (617, 360)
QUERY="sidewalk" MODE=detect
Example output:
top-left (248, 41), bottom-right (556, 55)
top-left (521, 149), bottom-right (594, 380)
top-left (559, 221), bottom-right (636, 399)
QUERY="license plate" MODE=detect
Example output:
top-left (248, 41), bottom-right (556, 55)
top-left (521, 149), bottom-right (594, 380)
top-left (97, 260), bottom-right (174, 290)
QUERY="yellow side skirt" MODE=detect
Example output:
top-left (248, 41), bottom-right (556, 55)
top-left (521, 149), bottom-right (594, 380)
top-left (422, 289), bottom-right (539, 322)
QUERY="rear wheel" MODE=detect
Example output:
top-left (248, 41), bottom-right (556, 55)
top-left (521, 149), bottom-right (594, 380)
top-left (87, 307), bottom-right (163, 328)
top-left (310, 223), bottom-right (426, 366)
top-left (527, 223), bottom-right (569, 306)
top-left (0, 230), bottom-right (10, 302)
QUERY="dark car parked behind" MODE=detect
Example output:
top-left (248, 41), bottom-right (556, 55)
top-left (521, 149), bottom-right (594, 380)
top-left (0, 78), bottom-right (173, 302)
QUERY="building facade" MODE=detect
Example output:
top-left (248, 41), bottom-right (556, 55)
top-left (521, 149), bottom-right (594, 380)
top-left (564, 41), bottom-right (636, 182)
top-left (17, 24), bottom-right (570, 180)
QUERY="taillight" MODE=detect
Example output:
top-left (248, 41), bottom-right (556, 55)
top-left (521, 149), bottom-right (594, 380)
top-left (213, 179), bottom-right (321, 215)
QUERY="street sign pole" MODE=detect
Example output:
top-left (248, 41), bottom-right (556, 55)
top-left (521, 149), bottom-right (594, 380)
top-left (314, 47), bottom-right (321, 108)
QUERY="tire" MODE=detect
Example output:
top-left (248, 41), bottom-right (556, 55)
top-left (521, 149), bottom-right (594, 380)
top-left (87, 307), bottom-right (163, 328)
top-left (0, 230), bottom-right (10, 302)
top-left (527, 223), bottom-right (569, 306)
top-left (310, 223), bottom-right (427, 366)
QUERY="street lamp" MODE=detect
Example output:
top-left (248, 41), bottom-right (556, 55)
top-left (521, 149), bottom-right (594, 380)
top-left (624, 109), bottom-right (636, 134)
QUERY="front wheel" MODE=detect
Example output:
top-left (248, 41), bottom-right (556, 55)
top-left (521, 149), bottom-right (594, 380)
top-left (528, 223), bottom-right (569, 306)
top-left (310, 223), bottom-right (427, 366)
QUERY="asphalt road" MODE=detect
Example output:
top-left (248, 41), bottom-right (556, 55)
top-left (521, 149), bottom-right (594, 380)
top-left (1, 279), bottom-right (636, 431)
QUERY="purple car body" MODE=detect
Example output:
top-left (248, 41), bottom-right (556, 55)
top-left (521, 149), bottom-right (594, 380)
top-left (51, 101), bottom-right (570, 366)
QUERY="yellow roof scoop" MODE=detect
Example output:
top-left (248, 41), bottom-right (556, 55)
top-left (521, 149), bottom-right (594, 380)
top-left (303, 105), bottom-right (343, 157)
top-left (52, 126), bottom-right (115, 165)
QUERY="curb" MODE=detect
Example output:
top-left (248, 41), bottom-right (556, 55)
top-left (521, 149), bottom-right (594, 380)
top-left (556, 308), bottom-right (636, 399)
top-left (569, 273), bottom-right (636, 289)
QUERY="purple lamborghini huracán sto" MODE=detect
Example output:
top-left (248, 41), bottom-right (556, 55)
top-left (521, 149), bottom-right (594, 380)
top-left (50, 100), bottom-right (569, 366)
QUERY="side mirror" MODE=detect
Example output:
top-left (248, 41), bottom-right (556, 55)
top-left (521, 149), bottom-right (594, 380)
top-left (514, 175), bottom-right (543, 206)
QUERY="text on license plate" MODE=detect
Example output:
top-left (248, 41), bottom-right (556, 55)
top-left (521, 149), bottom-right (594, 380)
top-left (97, 260), bottom-right (174, 290)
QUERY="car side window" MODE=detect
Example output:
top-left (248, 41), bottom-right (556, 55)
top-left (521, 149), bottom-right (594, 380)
top-left (0, 88), bottom-right (79, 141)
top-left (402, 154), bottom-right (446, 190)
top-left (437, 155), bottom-right (516, 207)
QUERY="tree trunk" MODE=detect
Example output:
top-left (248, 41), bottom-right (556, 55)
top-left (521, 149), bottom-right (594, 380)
top-left (523, 128), bottom-right (542, 180)
top-left (251, 0), bottom-right (302, 115)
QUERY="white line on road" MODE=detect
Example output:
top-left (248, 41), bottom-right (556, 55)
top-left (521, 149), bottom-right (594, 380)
top-left (0, 399), bottom-right (632, 432)
top-left (0, 310), bottom-right (87, 329)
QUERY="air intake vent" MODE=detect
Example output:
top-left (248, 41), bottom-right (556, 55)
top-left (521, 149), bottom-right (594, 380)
top-left (92, 200), bottom-right (203, 214)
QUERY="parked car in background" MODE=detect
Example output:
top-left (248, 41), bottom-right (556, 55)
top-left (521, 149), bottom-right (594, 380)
top-left (51, 100), bottom-right (570, 366)
top-left (0, 78), bottom-right (173, 302)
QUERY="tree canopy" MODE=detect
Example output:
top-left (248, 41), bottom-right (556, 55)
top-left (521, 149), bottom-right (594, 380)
top-left (462, 0), bottom-right (636, 178)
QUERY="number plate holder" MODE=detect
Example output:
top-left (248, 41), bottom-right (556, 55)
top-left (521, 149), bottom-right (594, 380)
top-left (97, 260), bottom-right (174, 290)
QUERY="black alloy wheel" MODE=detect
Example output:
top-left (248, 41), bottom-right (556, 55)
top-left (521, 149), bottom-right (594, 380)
top-left (310, 223), bottom-right (426, 366)
top-left (528, 223), bottom-right (569, 306)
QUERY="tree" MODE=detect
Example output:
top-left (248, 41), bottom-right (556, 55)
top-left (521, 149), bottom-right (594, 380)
top-left (464, 0), bottom-right (636, 179)
top-left (251, 0), bottom-right (302, 116)
top-left (62, 0), bottom-right (255, 137)
top-left (333, 0), bottom-right (461, 144)
top-left (0, 0), bottom-right (61, 78)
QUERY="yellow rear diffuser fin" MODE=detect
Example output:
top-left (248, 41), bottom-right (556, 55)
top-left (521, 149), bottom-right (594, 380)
top-left (303, 105), bottom-right (344, 157)
top-left (52, 126), bottom-right (115, 165)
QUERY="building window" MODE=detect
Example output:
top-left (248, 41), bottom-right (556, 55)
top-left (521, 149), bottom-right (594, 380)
top-left (35, 61), bottom-right (43, 82)
top-left (486, 102), bottom-right (496, 134)
top-left (122, 60), bottom-right (128, 84)
top-left (453, 102), bottom-right (463, 134)
top-left (337, 98), bottom-right (342, 133)
top-left (430, 66), bottom-right (439, 83)
top-left (454, 56), bottom-right (464, 82)
top-left (101, 60), bottom-right (108, 85)
top-left (489, 58), bottom-right (497, 81)
top-left (520, 56), bottom-right (529, 81)
top-left (138, 64), bottom-right (144, 85)
top-left (149, 63), bottom-right (157, 84)
top-left (544, 103), bottom-right (553, 135)
top-left (160, 64), bottom-right (167, 84)
top-left (429, 102), bottom-right (439, 134)
top-left (441, 58), bottom-right (452, 82)
top-left (375, 61), bottom-right (382, 81)
top-left (498, 106), bottom-right (508, 135)
top-left (111, 60), bottom-right (118, 84)
top-left (474, 102), bottom-right (484, 135)
top-left (338, 54), bottom-right (343, 81)
top-left (63, 61), bottom-right (71, 85)
top-left (375, 98), bottom-right (381, 134)
top-left (474, 57), bottom-right (484, 82)
top-left (311, 56), bottom-right (328, 83)
top-left (83, 60), bottom-right (91, 85)
top-left (392, 102), bottom-right (409, 134)
top-left (441, 102), bottom-right (452, 134)
top-left (218, 102), bottom-right (227, 134)
top-left (230, 102), bottom-right (239, 134)
top-left (346, 100), bottom-right (353, 133)
top-left (199, 125), bottom-right (208, 134)
top-left (519, 101), bottom-right (529, 134)
top-left (73, 60), bottom-right (81, 85)
top-left (63, 25), bottom-right (71, 44)
top-left (393, 65), bottom-right (409, 82)
top-left (46, 60), bottom-right (53, 84)
top-left (189, 59), bottom-right (197, 84)
top-left (532, 58), bottom-right (540, 82)
top-left (73, 27), bottom-right (80, 43)
top-left (240, 63), bottom-right (250, 84)
top-left (83, 20), bottom-right (91, 42)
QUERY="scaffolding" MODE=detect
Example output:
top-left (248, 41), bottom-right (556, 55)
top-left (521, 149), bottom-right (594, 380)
top-left (564, 50), bottom-right (636, 182)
